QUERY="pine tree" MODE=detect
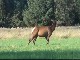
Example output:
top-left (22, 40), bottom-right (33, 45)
top-left (23, 0), bottom-right (55, 26)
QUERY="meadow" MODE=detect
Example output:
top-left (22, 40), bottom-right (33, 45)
top-left (0, 26), bottom-right (80, 59)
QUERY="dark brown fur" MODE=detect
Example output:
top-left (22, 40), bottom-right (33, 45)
top-left (28, 20), bottom-right (57, 45)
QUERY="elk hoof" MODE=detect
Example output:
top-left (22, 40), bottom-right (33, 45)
top-left (46, 43), bottom-right (49, 45)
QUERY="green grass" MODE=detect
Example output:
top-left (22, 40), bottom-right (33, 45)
top-left (0, 37), bottom-right (80, 59)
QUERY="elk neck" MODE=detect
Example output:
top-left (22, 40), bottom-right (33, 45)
top-left (50, 22), bottom-right (56, 32)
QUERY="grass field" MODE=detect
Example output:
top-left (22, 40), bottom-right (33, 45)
top-left (0, 26), bottom-right (80, 59)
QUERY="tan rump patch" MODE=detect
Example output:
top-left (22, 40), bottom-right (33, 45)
top-left (31, 27), bottom-right (36, 33)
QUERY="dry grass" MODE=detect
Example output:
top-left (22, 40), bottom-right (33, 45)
top-left (0, 26), bottom-right (80, 39)
top-left (0, 28), bottom-right (32, 39)
top-left (52, 26), bottom-right (80, 38)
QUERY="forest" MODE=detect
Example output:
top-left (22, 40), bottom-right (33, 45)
top-left (0, 0), bottom-right (80, 28)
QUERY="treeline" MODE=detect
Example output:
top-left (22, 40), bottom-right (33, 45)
top-left (0, 0), bottom-right (80, 28)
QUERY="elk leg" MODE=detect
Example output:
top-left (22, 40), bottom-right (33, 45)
top-left (47, 29), bottom-right (52, 44)
top-left (45, 36), bottom-right (49, 44)
top-left (33, 40), bottom-right (35, 45)
top-left (47, 37), bottom-right (49, 44)
top-left (34, 36), bottom-right (38, 41)
top-left (33, 37), bottom-right (37, 45)
top-left (28, 39), bottom-right (31, 45)
top-left (28, 38), bottom-right (33, 45)
top-left (46, 33), bottom-right (52, 44)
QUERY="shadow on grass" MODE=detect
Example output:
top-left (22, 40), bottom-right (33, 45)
top-left (0, 49), bottom-right (80, 59)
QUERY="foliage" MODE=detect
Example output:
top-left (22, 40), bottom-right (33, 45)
top-left (0, 0), bottom-right (80, 27)
top-left (23, 0), bottom-right (54, 26)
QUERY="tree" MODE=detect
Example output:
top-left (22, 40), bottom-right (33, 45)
top-left (54, 0), bottom-right (80, 26)
top-left (0, 0), bottom-right (80, 27)
top-left (23, 0), bottom-right (55, 26)
top-left (0, 0), bottom-right (5, 27)
top-left (0, 0), bottom-right (28, 28)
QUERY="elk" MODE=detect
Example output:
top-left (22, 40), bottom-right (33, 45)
top-left (28, 20), bottom-right (57, 45)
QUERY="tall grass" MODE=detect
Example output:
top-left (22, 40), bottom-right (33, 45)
top-left (0, 26), bottom-right (80, 39)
